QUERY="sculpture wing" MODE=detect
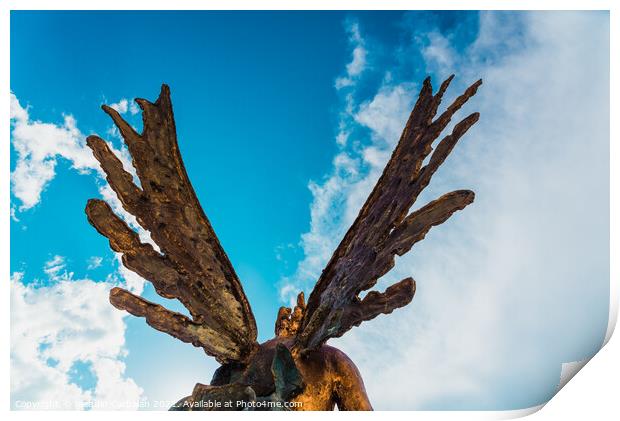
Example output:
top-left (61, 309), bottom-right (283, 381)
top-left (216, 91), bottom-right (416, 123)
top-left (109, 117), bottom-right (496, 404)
top-left (85, 85), bottom-right (257, 363)
top-left (295, 76), bottom-right (482, 351)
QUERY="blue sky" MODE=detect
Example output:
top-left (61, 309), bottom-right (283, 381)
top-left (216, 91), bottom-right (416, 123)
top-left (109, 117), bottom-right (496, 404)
top-left (10, 11), bottom-right (610, 411)
top-left (10, 10), bottom-right (360, 328)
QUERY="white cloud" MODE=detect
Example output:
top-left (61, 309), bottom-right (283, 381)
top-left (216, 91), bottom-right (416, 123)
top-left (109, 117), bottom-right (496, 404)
top-left (10, 92), bottom-right (152, 288)
top-left (335, 22), bottom-right (368, 90)
top-left (9, 94), bottom-right (98, 210)
top-left (354, 83), bottom-right (415, 144)
top-left (43, 255), bottom-right (71, 281)
top-left (109, 98), bottom-right (140, 116)
top-left (87, 256), bottom-right (103, 270)
top-left (10, 94), bottom-right (140, 214)
top-left (10, 206), bottom-right (20, 222)
top-left (129, 101), bottom-right (140, 115)
top-left (282, 11), bottom-right (609, 410)
top-left (10, 270), bottom-right (144, 410)
top-left (421, 31), bottom-right (457, 73)
top-left (109, 99), bottom-right (129, 114)
top-left (346, 23), bottom-right (366, 76)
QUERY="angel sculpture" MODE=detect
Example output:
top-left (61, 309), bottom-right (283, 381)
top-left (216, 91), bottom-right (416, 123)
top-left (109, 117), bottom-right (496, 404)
top-left (85, 75), bottom-right (481, 411)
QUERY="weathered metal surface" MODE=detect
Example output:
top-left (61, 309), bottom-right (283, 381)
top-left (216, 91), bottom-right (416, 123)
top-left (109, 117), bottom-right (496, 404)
top-left (296, 76), bottom-right (481, 351)
top-left (171, 338), bottom-right (371, 411)
top-left (275, 292), bottom-right (306, 338)
top-left (85, 85), bottom-right (257, 364)
top-left (85, 75), bottom-right (480, 411)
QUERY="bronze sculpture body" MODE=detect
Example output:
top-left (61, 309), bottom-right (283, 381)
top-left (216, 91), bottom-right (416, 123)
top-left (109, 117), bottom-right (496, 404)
top-left (85, 75), bottom-right (481, 410)
top-left (167, 294), bottom-right (372, 410)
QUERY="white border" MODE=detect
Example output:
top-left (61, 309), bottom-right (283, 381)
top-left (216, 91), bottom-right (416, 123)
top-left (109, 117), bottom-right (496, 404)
top-left (1, 1), bottom-right (617, 420)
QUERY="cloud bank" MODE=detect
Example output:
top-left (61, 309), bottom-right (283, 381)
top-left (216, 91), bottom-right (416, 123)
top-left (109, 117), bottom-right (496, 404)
top-left (11, 263), bottom-right (143, 410)
top-left (281, 11), bottom-right (609, 410)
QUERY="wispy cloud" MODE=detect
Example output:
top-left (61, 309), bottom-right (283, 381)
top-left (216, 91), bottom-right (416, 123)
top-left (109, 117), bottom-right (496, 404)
top-left (43, 255), bottom-right (71, 281)
top-left (108, 98), bottom-right (139, 116)
top-left (420, 31), bottom-right (456, 73)
top-left (281, 11), bottom-right (609, 410)
top-left (335, 21), bottom-right (368, 90)
top-left (87, 256), bottom-right (104, 270)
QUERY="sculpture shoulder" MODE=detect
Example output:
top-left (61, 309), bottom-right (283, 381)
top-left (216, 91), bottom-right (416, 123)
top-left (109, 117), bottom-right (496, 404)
top-left (319, 344), bottom-right (361, 374)
top-left (300, 343), bottom-right (367, 389)
top-left (314, 344), bottom-right (372, 411)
